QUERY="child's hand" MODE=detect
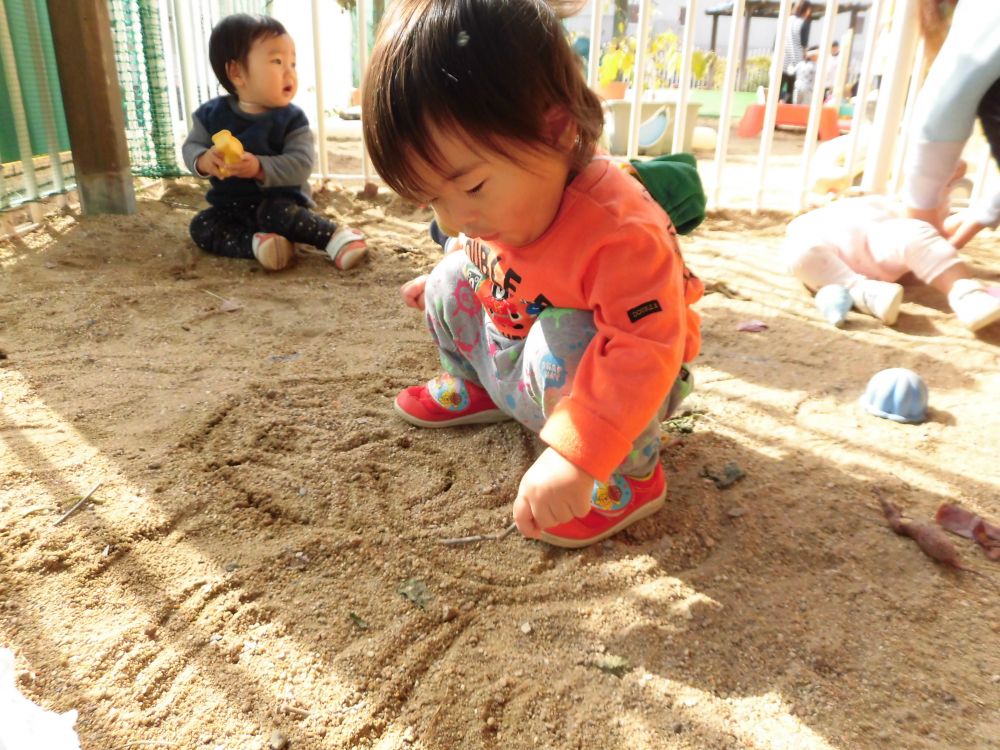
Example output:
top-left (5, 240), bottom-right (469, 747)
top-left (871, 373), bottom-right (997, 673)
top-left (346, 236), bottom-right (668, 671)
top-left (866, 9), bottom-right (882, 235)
top-left (195, 149), bottom-right (226, 179)
top-left (513, 447), bottom-right (594, 539)
top-left (943, 211), bottom-right (987, 250)
top-left (400, 274), bottom-right (429, 310)
top-left (223, 152), bottom-right (263, 180)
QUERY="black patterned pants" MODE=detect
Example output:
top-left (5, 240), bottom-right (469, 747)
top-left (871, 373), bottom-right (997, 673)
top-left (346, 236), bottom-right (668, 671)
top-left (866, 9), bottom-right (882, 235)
top-left (190, 196), bottom-right (339, 259)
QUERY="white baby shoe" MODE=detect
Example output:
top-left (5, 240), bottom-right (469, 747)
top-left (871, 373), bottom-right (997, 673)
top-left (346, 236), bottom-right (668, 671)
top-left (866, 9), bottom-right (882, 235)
top-left (947, 278), bottom-right (1000, 331)
top-left (849, 279), bottom-right (904, 325)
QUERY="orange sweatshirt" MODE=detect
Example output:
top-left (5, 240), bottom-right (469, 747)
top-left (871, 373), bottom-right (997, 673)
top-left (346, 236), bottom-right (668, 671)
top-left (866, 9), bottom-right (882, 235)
top-left (462, 158), bottom-right (703, 481)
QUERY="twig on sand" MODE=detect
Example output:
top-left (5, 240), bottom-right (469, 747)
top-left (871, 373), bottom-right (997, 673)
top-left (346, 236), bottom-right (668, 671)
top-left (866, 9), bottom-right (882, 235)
top-left (204, 289), bottom-right (243, 313)
top-left (108, 742), bottom-right (179, 750)
top-left (53, 482), bottom-right (102, 526)
top-left (439, 522), bottom-right (517, 546)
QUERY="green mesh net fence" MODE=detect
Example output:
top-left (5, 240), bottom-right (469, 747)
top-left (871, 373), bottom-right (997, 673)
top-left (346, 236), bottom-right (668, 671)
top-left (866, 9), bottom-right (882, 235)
top-left (108, 1), bottom-right (270, 179)
top-left (109, 0), bottom-right (182, 177)
top-left (1, 0), bottom-right (276, 212)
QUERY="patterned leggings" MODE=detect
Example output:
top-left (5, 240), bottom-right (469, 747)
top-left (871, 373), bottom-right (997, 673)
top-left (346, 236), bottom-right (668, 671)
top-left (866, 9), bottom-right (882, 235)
top-left (189, 196), bottom-right (339, 259)
top-left (423, 251), bottom-right (691, 479)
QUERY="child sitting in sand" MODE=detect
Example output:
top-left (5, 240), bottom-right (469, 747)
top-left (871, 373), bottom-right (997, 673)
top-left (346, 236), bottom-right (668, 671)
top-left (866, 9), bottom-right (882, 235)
top-left (361, 0), bottom-right (703, 547)
top-left (783, 163), bottom-right (1000, 331)
top-left (182, 14), bottom-right (367, 272)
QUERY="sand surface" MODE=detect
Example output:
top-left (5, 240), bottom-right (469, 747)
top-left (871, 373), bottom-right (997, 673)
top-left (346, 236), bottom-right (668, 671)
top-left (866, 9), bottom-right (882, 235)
top-left (2, 151), bottom-right (1000, 750)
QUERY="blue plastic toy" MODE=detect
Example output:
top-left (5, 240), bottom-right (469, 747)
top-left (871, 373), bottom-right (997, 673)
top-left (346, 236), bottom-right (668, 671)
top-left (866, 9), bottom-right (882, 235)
top-left (859, 368), bottom-right (928, 424)
top-left (815, 284), bottom-right (853, 327)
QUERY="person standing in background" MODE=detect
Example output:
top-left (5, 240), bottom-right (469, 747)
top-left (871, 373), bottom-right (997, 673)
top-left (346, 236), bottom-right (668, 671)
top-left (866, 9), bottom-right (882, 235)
top-left (782, 0), bottom-right (813, 103)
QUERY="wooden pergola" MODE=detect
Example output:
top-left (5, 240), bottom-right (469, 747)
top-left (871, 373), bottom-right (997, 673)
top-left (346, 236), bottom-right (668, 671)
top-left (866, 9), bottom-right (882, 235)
top-left (705, 1), bottom-right (873, 86)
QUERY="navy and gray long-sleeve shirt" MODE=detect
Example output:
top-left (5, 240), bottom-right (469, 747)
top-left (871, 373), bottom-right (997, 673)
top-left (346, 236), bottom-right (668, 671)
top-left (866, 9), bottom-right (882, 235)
top-left (182, 96), bottom-right (316, 207)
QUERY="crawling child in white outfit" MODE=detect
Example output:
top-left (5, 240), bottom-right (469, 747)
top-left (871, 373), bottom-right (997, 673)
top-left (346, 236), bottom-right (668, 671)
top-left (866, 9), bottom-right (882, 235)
top-left (783, 191), bottom-right (1000, 332)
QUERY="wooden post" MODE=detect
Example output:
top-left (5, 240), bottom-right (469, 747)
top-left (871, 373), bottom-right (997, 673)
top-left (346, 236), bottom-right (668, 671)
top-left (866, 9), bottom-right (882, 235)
top-left (46, 0), bottom-right (135, 215)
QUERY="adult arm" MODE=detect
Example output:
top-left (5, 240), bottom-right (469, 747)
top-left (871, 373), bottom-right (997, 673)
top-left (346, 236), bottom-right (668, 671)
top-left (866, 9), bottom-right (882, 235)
top-left (903, 1), bottom-right (1000, 212)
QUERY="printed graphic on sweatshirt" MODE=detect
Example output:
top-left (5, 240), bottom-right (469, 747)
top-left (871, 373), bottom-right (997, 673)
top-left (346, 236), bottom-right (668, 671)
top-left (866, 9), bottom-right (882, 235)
top-left (461, 234), bottom-right (687, 339)
top-left (462, 236), bottom-right (552, 339)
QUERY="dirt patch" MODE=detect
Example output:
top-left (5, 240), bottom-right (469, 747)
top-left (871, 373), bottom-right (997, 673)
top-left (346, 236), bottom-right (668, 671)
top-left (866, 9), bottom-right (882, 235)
top-left (2, 178), bottom-right (999, 749)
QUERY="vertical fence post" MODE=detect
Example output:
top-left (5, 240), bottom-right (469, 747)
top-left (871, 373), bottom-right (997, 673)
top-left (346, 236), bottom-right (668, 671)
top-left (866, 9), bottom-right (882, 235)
top-left (797, 0), bottom-right (839, 212)
top-left (843, 0), bottom-right (883, 196)
top-left (21, 0), bottom-right (64, 195)
top-left (861, 0), bottom-right (919, 194)
top-left (158, 0), bottom-right (187, 170)
top-left (173, 0), bottom-right (201, 128)
top-left (969, 142), bottom-right (993, 208)
top-left (193, 0), bottom-right (214, 103)
top-left (672, 0), bottom-right (698, 154)
top-left (626, 0), bottom-right (653, 158)
top-left (357, 0), bottom-right (371, 183)
top-left (711, 0), bottom-right (746, 207)
top-left (586, 0), bottom-right (602, 89)
top-left (0, 0), bottom-right (42, 220)
top-left (890, 40), bottom-right (925, 194)
top-left (752, 0), bottom-right (791, 212)
top-left (311, 0), bottom-right (329, 179)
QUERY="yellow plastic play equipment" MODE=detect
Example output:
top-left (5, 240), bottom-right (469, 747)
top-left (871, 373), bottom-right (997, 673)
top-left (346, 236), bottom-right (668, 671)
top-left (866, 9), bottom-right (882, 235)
top-left (211, 129), bottom-right (244, 176)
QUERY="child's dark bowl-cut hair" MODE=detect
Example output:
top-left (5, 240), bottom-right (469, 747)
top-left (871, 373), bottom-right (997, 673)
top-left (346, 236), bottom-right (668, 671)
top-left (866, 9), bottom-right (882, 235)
top-left (209, 14), bottom-right (288, 96)
top-left (362, 0), bottom-right (604, 201)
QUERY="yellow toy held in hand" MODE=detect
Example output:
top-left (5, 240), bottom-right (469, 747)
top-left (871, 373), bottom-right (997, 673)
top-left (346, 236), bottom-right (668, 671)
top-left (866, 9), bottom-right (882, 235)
top-left (432, 209), bottom-right (459, 238)
top-left (211, 129), bottom-right (244, 177)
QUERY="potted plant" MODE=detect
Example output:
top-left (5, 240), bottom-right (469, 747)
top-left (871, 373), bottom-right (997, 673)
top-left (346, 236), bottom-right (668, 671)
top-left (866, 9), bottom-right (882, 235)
top-left (598, 31), bottom-right (683, 98)
top-left (597, 37), bottom-right (635, 100)
top-left (597, 32), bottom-right (714, 100)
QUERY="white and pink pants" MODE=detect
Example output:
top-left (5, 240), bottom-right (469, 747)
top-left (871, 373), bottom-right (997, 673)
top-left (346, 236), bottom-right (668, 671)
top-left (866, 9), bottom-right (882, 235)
top-left (782, 196), bottom-right (962, 290)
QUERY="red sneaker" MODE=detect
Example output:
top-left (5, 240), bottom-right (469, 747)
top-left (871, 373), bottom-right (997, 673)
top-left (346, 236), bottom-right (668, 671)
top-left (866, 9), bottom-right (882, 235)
top-left (540, 464), bottom-right (667, 548)
top-left (394, 372), bottom-right (511, 428)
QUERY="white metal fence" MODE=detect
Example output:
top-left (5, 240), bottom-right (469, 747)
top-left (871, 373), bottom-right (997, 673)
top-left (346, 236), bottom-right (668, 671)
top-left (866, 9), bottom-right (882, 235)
top-left (137, 0), bottom-right (1000, 214)
top-left (1, 0), bottom-right (998, 238)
